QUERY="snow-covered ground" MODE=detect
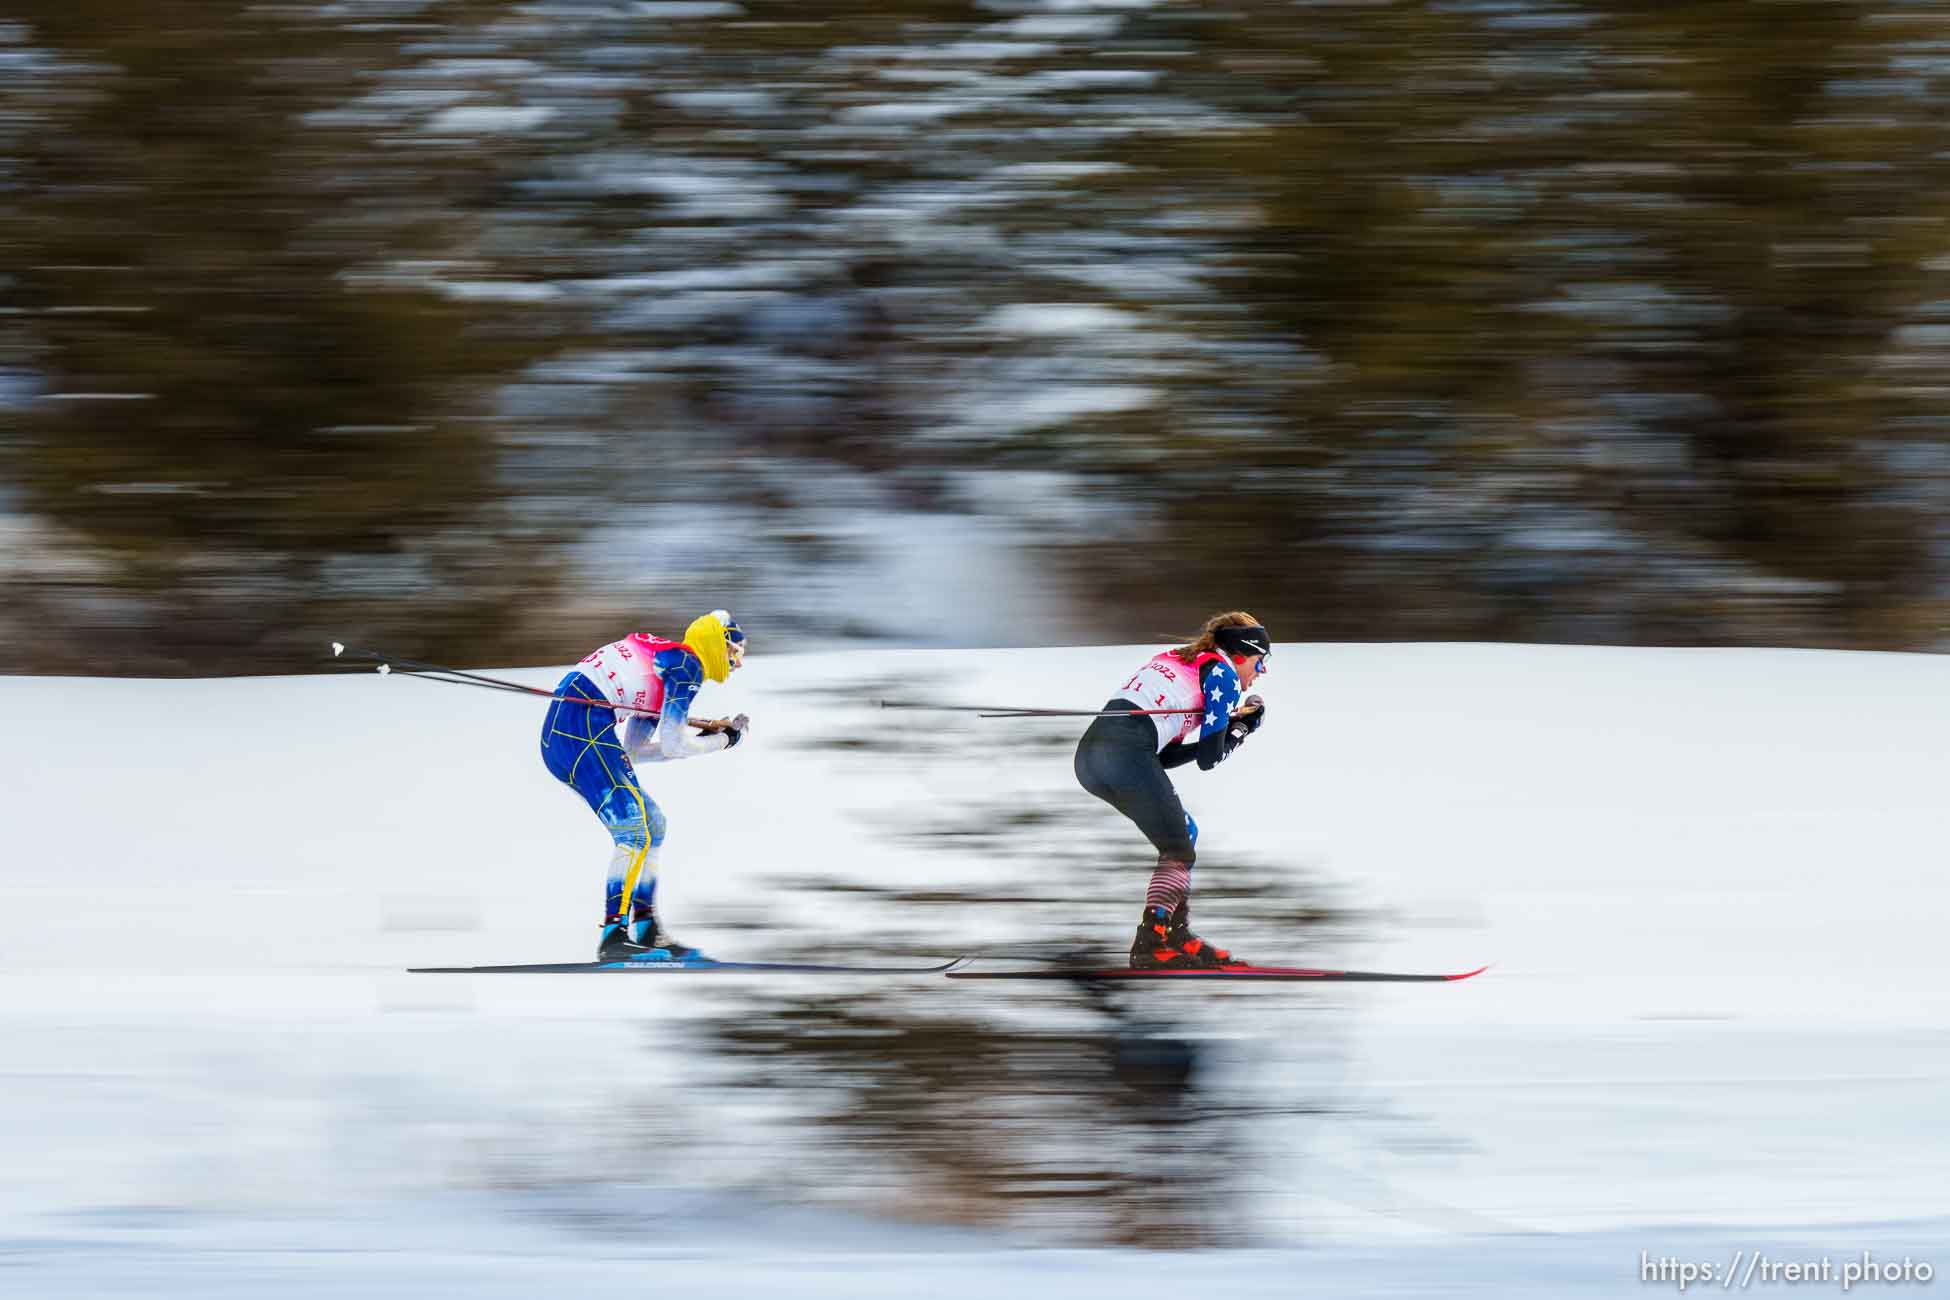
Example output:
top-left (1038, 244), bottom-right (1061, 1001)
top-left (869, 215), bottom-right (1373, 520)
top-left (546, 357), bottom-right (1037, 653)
top-left (3, 643), bottom-right (1947, 1295)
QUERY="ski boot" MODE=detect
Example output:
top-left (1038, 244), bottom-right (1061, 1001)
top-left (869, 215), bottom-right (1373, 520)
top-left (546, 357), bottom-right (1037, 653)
top-left (1129, 900), bottom-right (1242, 970)
top-left (597, 911), bottom-right (702, 963)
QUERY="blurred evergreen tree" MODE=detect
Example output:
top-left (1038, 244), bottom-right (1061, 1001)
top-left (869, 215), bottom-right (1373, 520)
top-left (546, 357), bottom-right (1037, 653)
top-left (1108, 0), bottom-right (1950, 646)
top-left (5, 0), bottom-right (1949, 666)
top-left (0, 0), bottom-right (565, 671)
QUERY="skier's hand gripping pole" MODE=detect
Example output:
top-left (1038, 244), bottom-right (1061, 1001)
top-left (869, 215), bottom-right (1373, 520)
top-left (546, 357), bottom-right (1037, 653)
top-left (1226, 695), bottom-right (1265, 747)
top-left (695, 713), bottom-right (751, 747)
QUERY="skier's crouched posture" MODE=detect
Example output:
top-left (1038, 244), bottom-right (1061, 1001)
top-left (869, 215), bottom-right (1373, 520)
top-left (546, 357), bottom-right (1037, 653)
top-left (1074, 612), bottom-right (1269, 969)
top-left (539, 611), bottom-right (748, 961)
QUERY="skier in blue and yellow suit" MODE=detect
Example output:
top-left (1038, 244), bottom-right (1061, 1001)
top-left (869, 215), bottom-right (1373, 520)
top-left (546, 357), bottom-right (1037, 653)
top-left (540, 611), bottom-right (748, 961)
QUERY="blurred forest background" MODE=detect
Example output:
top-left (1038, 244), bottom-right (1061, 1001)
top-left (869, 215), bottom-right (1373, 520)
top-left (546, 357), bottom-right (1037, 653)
top-left (5, 0), bottom-right (1950, 674)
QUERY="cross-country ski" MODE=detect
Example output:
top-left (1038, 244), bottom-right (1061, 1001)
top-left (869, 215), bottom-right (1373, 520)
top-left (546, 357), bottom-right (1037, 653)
top-left (409, 955), bottom-right (971, 975)
top-left (946, 961), bottom-right (1490, 983)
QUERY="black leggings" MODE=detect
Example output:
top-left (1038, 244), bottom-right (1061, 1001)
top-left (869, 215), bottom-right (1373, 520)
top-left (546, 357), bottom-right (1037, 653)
top-left (1073, 702), bottom-right (1195, 863)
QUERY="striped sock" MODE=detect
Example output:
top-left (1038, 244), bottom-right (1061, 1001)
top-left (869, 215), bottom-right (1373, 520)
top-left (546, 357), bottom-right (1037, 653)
top-left (1145, 858), bottom-right (1191, 915)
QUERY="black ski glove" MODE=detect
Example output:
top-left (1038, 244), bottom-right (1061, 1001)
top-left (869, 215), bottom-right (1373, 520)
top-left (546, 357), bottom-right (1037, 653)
top-left (1226, 695), bottom-right (1265, 745)
top-left (700, 713), bottom-right (750, 747)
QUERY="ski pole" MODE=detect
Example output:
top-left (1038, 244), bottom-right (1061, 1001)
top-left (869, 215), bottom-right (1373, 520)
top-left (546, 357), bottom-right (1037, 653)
top-left (332, 643), bottom-right (551, 695)
top-left (877, 700), bottom-right (1204, 719)
top-left (330, 643), bottom-right (718, 726)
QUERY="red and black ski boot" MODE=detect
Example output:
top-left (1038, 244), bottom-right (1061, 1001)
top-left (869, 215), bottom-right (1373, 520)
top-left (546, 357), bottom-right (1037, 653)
top-left (1129, 900), bottom-right (1243, 970)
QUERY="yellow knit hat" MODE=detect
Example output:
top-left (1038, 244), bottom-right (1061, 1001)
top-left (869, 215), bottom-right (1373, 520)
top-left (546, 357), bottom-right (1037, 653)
top-left (683, 610), bottom-right (737, 683)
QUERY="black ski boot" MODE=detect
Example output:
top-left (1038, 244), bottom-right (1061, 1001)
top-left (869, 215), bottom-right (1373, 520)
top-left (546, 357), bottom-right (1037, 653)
top-left (596, 912), bottom-right (700, 962)
top-left (630, 908), bottom-right (702, 962)
top-left (597, 920), bottom-right (650, 962)
top-left (1129, 900), bottom-right (1242, 970)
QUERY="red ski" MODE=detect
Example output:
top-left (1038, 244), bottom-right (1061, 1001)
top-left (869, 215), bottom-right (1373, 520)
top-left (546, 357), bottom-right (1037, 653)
top-left (946, 962), bottom-right (1489, 983)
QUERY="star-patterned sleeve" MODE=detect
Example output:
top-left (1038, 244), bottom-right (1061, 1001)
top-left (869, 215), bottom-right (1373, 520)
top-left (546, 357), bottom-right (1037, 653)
top-left (1194, 658), bottom-right (1244, 771)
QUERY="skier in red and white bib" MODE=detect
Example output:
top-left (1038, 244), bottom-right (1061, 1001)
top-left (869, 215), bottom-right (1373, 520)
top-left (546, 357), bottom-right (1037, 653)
top-left (539, 610), bottom-right (749, 962)
top-left (1074, 611), bottom-right (1269, 968)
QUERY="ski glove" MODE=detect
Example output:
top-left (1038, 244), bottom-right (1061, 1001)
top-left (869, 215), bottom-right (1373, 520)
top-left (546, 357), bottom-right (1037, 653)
top-left (719, 713), bottom-right (750, 748)
top-left (1225, 695), bottom-right (1264, 748)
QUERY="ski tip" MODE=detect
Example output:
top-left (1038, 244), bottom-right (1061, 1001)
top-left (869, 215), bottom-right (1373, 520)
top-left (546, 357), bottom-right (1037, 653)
top-left (1447, 964), bottom-right (1492, 981)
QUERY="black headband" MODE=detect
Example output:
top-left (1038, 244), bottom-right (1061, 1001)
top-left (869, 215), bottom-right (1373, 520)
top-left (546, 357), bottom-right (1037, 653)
top-left (1213, 625), bottom-right (1271, 658)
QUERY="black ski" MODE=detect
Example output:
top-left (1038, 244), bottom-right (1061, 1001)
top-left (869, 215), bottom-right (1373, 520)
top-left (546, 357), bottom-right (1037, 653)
top-left (410, 955), bottom-right (971, 975)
